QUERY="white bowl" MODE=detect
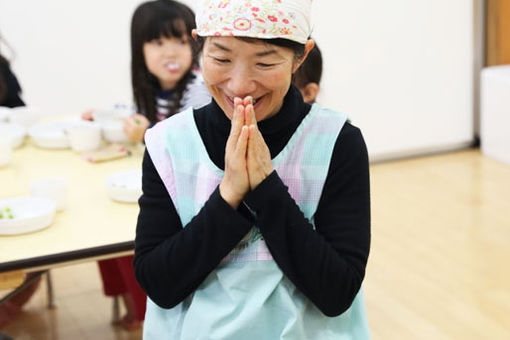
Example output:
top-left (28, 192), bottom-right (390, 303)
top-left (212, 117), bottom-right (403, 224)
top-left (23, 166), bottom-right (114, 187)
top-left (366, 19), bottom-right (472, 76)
top-left (0, 197), bottom-right (56, 235)
top-left (93, 106), bottom-right (133, 122)
top-left (105, 169), bottom-right (142, 203)
top-left (0, 107), bottom-right (12, 123)
top-left (29, 119), bottom-right (95, 149)
top-left (101, 120), bottom-right (129, 143)
top-left (29, 121), bottom-right (71, 149)
top-left (0, 122), bottom-right (26, 148)
top-left (9, 106), bottom-right (42, 127)
top-left (67, 124), bottom-right (102, 152)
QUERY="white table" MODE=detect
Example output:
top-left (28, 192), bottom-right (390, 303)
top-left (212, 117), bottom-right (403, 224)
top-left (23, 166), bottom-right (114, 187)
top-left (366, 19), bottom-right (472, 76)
top-left (0, 139), bottom-right (144, 275)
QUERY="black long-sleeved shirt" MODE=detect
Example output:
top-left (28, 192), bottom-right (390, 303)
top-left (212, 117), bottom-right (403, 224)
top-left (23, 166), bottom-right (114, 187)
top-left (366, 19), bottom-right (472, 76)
top-left (134, 85), bottom-right (371, 317)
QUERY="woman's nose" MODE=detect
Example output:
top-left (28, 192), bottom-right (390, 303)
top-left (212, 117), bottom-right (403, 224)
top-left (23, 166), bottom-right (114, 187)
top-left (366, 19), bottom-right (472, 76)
top-left (227, 66), bottom-right (257, 98)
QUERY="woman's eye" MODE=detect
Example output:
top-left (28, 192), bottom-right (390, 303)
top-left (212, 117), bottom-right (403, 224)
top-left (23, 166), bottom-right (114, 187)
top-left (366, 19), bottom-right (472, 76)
top-left (153, 39), bottom-right (163, 46)
top-left (214, 58), bottom-right (230, 64)
top-left (257, 63), bottom-right (275, 68)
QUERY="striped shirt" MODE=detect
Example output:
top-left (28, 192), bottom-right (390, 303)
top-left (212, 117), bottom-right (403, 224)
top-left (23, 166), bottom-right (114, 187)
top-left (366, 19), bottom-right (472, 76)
top-left (156, 71), bottom-right (211, 122)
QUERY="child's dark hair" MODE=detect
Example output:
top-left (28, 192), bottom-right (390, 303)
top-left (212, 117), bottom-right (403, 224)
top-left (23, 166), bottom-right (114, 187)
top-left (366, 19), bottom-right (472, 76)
top-left (292, 42), bottom-right (322, 89)
top-left (131, 0), bottom-right (198, 123)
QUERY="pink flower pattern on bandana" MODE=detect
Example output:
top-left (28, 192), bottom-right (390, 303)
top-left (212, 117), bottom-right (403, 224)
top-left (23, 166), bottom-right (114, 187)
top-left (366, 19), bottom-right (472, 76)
top-left (196, 0), bottom-right (312, 44)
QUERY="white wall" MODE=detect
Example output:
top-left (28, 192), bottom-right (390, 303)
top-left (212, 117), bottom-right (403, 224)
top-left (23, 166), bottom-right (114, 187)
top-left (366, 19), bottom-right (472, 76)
top-left (0, 0), bottom-right (152, 115)
top-left (0, 0), bottom-right (475, 159)
top-left (312, 0), bottom-right (475, 159)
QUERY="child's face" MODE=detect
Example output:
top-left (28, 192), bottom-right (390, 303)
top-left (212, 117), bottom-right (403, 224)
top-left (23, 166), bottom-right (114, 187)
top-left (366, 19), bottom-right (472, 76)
top-left (143, 35), bottom-right (193, 90)
top-left (298, 82), bottom-right (320, 104)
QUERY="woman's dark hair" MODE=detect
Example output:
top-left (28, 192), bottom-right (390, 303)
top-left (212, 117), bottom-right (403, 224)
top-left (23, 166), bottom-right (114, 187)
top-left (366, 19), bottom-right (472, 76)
top-left (131, 0), bottom-right (198, 123)
top-left (292, 42), bottom-right (322, 88)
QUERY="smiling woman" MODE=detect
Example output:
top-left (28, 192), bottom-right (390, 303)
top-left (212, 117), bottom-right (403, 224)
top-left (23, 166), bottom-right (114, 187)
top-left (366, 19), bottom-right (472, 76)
top-left (200, 36), bottom-right (310, 121)
top-left (134, 1), bottom-right (371, 339)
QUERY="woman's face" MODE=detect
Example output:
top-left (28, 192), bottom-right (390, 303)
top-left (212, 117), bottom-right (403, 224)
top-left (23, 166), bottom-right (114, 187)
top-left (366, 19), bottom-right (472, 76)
top-left (202, 37), bottom-right (298, 121)
top-left (143, 35), bottom-right (193, 90)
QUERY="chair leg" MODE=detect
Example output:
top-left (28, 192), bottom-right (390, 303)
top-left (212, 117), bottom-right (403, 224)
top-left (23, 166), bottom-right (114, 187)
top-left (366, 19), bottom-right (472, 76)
top-left (45, 271), bottom-right (56, 309)
top-left (112, 295), bottom-right (121, 324)
top-left (0, 332), bottom-right (14, 340)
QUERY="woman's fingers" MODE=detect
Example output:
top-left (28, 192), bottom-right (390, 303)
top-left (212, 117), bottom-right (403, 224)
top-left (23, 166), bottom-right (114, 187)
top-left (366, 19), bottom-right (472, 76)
top-left (236, 125), bottom-right (249, 157)
top-left (220, 124), bottom-right (250, 209)
top-left (226, 103), bottom-right (244, 153)
top-left (247, 124), bottom-right (273, 190)
top-left (243, 97), bottom-right (257, 127)
top-left (243, 96), bottom-right (253, 107)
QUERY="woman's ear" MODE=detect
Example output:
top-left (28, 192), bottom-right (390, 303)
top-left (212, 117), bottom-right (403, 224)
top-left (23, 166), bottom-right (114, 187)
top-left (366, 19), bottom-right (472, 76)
top-left (191, 29), bottom-right (198, 40)
top-left (292, 39), bottom-right (315, 73)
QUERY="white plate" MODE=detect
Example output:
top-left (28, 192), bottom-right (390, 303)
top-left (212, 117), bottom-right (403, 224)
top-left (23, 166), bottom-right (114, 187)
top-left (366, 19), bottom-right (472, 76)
top-left (0, 122), bottom-right (27, 148)
top-left (105, 169), bottom-right (142, 203)
top-left (29, 119), bottom-right (95, 149)
top-left (0, 197), bottom-right (56, 235)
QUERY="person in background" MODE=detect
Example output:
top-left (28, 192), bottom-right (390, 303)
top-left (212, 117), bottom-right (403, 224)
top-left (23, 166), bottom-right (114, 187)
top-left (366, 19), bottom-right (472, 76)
top-left (0, 34), bottom-right (42, 329)
top-left (0, 37), bottom-right (24, 108)
top-left (292, 41), bottom-right (322, 104)
top-left (96, 0), bottom-right (211, 331)
top-left (82, 0), bottom-right (211, 143)
top-left (134, 0), bottom-right (371, 338)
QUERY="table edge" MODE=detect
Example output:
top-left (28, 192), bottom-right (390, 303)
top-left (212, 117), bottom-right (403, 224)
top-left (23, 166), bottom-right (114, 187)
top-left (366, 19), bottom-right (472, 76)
top-left (0, 241), bottom-right (135, 273)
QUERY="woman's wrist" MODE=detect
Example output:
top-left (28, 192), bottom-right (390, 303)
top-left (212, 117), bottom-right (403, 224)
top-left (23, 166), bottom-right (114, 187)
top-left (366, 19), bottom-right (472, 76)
top-left (219, 182), bottom-right (243, 209)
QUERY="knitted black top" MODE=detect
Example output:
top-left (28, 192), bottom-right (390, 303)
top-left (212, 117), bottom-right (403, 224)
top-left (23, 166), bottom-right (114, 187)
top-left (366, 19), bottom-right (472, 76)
top-left (134, 85), bottom-right (371, 317)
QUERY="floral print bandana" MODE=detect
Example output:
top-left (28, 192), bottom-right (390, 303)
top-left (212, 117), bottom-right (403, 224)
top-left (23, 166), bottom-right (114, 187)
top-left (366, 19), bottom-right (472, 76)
top-left (195, 0), bottom-right (312, 44)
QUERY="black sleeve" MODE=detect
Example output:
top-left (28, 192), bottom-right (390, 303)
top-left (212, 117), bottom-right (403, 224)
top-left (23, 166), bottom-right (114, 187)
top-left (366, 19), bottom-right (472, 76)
top-left (133, 150), bottom-right (253, 308)
top-left (243, 123), bottom-right (371, 317)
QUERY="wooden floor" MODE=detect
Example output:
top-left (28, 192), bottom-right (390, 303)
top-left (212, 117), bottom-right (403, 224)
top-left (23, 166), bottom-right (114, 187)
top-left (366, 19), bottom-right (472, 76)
top-left (1, 149), bottom-right (509, 339)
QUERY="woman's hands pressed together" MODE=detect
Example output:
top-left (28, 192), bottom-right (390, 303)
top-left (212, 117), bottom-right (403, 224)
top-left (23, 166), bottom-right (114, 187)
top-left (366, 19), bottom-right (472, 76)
top-left (219, 97), bottom-right (273, 209)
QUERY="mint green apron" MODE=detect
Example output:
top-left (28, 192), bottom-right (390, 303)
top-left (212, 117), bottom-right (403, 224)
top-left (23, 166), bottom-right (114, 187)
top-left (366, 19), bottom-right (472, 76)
top-left (144, 105), bottom-right (370, 339)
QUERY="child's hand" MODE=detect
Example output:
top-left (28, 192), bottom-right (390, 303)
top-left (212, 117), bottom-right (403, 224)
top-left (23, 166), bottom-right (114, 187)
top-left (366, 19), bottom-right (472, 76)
top-left (81, 109), bottom-right (95, 121)
top-left (123, 114), bottom-right (150, 143)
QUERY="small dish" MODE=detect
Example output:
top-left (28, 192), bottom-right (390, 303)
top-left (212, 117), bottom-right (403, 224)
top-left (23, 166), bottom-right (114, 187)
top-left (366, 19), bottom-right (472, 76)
top-left (0, 197), bottom-right (56, 235)
top-left (0, 122), bottom-right (27, 148)
top-left (29, 119), bottom-right (97, 149)
top-left (0, 107), bottom-right (12, 123)
top-left (105, 169), bottom-right (142, 203)
top-left (9, 106), bottom-right (42, 127)
top-left (101, 120), bottom-right (129, 143)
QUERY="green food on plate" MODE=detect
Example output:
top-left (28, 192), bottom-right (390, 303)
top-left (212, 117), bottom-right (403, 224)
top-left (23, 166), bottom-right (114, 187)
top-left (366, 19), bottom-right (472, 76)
top-left (0, 206), bottom-right (14, 219)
